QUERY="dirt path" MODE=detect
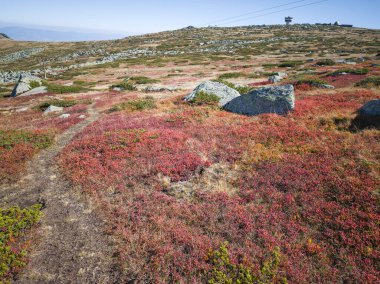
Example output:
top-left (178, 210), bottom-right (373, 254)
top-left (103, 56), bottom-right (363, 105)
top-left (0, 106), bottom-right (120, 283)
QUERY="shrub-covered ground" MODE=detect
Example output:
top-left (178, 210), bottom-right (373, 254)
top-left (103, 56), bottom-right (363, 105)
top-left (60, 86), bottom-right (380, 283)
top-left (1, 24), bottom-right (380, 283)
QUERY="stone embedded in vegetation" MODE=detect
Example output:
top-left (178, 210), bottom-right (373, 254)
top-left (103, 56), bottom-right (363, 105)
top-left (224, 84), bottom-right (295, 116)
top-left (11, 75), bottom-right (42, 97)
top-left (43, 105), bottom-right (64, 115)
top-left (268, 75), bottom-right (282, 83)
top-left (184, 81), bottom-right (240, 107)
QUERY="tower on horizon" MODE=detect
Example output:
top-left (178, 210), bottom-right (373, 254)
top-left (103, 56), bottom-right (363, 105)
top-left (285, 16), bottom-right (293, 25)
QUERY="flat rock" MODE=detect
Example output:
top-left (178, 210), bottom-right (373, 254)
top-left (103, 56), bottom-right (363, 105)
top-left (224, 84), bottom-right (295, 116)
top-left (184, 81), bottom-right (240, 107)
top-left (59, 113), bottom-right (71, 119)
top-left (19, 86), bottom-right (47, 97)
top-left (44, 105), bottom-right (64, 115)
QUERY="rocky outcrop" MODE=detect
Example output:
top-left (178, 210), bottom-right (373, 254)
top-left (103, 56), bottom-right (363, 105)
top-left (224, 85), bottom-right (295, 116)
top-left (184, 81), bottom-right (240, 107)
top-left (11, 75), bottom-right (42, 97)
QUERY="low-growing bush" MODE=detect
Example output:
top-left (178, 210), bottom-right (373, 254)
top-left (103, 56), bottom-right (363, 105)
top-left (316, 59), bottom-right (335, 66)
top-left (109, 97), bottom-right (156, 112)
top-left (35, 99), bottom-right (78, 111)
top-left (189, 91), bottom-right (220, 106)
top-left (207, 243), bottom-right (285, 284)
top-left (129, 76), bottom-right (160, 84)
top-left (329, 68), bottom-right (369, 76)
top-left (45, 83), bottom-right (87, 94)
top-left (295, 77), bottom-right (327, 86)
top-left (278, 61), bottom-right (303, 68)
top-left (29, 80), bottom-right (41, 89)
top-left (0, 205), bottom-right (42, 281)
top-left (355, 76), bottom-right (380, 88)
top-left (0, 129), bottom-right (53, 182)
top-left (217, 72), bottom-right (246, 80)
top-left (111, 81), bottom-right (137, 91)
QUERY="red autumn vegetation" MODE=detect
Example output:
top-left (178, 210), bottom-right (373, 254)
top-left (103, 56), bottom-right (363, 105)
top-left (59, 87), bottom-right (380, 283)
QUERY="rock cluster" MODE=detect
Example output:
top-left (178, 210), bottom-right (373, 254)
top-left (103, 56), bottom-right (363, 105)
top-left (186, 82), bottom-right (295, 116)
top-left (0, 47), bottom-right (44, 64)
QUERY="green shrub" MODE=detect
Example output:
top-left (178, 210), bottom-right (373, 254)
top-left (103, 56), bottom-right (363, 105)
top-left (295, 77), bottom-right (327, 86)
top-left (46, 83), bottom-right (87, 94)
top-left (0, 205), bottom-right (43, 281)
top-left (189, 91), bottom-right (220, 106)
top-left (29, 80), bottom-right (41, 89)
top-left (329, 68), bottom-right (369, 76)
top-left (35, 99), bottom-right (78, 111)
top-left (109, 97), bottom-right (156, 112)
top-left (206, 242), bottom-right (286, 284)
top-left (111, 81), bottom-right (137, 91)
top-left (316, 59), bottom-right (335, 66)
top-left (129, 76), bottom-right (160, 84)
top-left (0, 129), bottom-right (53, 149)
top-left (355, 76), bottom-right (380, 88)
top-left (278, 61), bottom-right (303, 68)
top-left (217, 72), bottom-right (246, 80)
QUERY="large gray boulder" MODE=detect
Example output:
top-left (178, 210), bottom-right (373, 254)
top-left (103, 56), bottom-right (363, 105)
top-left (224, 84), bottom-right (295, 116)
top-left (11, 75), bottom-right (42, 97)
top-left (184, 81), bottom-right (240, 107)
top-left (359, 99), bottom-right (380, 116)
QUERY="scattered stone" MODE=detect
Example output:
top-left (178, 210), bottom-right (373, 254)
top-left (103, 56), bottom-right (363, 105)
top-left (15, 107), bottom-right (29, 112)
top-left (63, 82), bottom-right (74, 86)
top-left (59, 113), bottom-right (71, 119)
top-left (144, 86), bottom-right (176, 93)
top-left (79, 115), bottom-right (86, 119)
top-left (319, 84), bottom-right (335, 89)
top-left (184, 81), bottom-right (240, 107)
top-left (11, 75), bottom-right (42, 97)
top-left (269, 75), bottom-right (282, 83)
top-left (44, 105), bottom-right (63, 115)
top-left (112, 87), bottom-right (122, 92)
top-left (224, 84), bottom-right (295, 116)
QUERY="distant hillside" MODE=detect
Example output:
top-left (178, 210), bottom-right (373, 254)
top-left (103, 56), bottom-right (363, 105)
top-left (0, 32), bottom-right (10, 39)
top-left (0, 26), bottom-right (124, 42)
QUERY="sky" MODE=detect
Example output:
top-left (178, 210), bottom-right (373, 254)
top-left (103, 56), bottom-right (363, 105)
top-left (1, 0), bottom-right (379, 35)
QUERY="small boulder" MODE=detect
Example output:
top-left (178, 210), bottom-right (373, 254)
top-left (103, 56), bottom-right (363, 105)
top-left (11, 75), bottom-right (42, 97)
top-left (224, 85), bottom-right (295, 116)
top-left (269, 75), bottom-right (282, 83)
top-left (59, 113), bottom-right (71, 119)
top-left (184, 81), bottom-right (240, 107)
top-left (44, 105), bottom-right (63, 115)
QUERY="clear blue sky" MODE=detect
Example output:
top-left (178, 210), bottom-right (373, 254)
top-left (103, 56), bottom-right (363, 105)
top-left (1, 0), bottom-right (379, 34)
